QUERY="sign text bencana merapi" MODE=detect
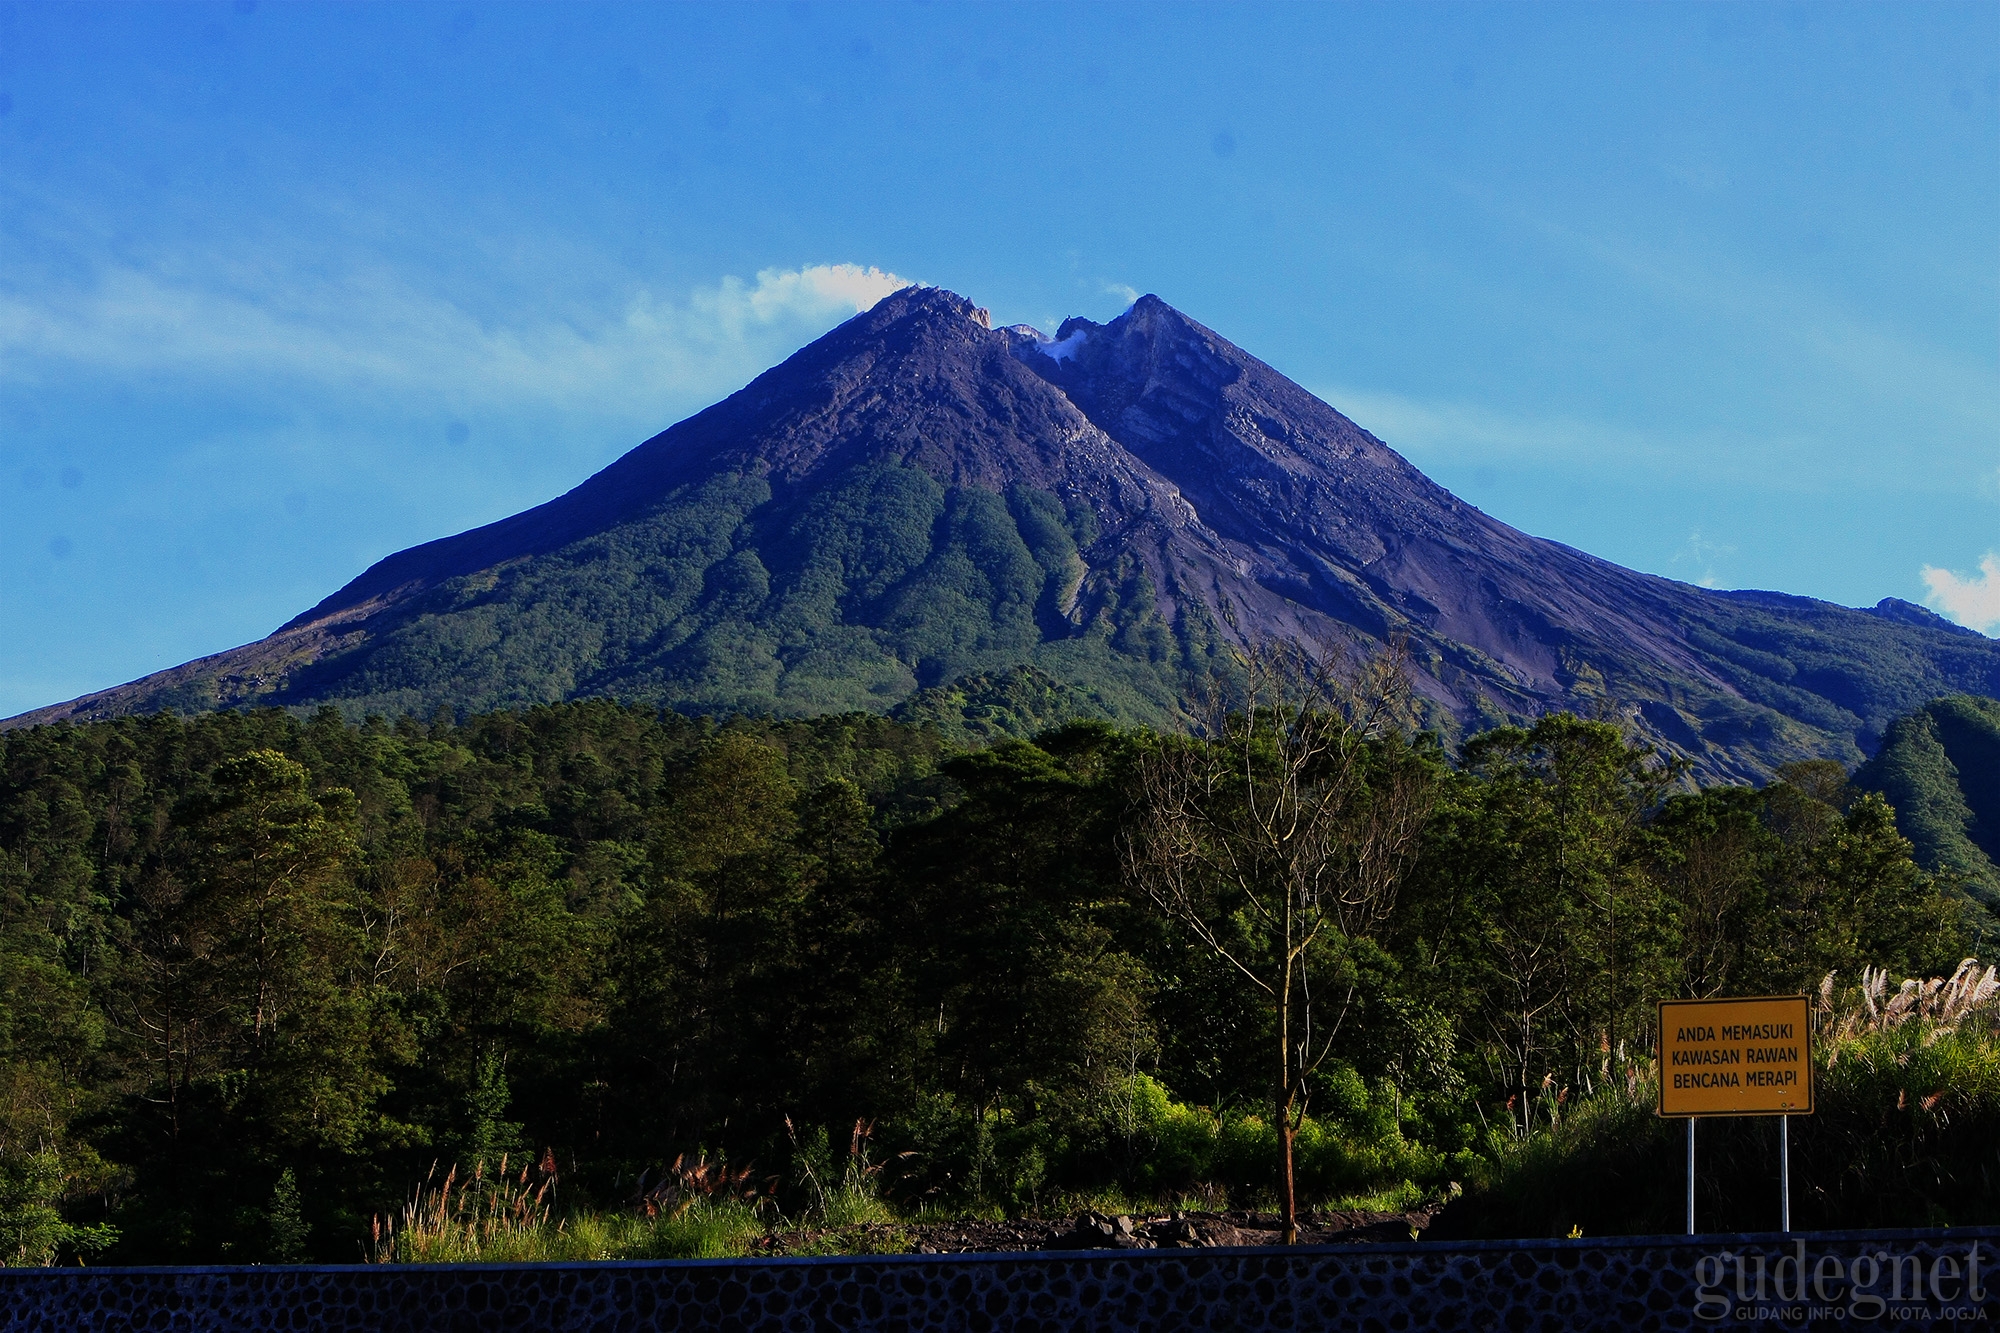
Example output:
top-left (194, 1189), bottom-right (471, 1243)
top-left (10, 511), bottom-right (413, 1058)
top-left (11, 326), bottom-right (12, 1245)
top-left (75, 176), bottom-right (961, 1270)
top-left (1691, 1239), bottom-right (1995, 1323)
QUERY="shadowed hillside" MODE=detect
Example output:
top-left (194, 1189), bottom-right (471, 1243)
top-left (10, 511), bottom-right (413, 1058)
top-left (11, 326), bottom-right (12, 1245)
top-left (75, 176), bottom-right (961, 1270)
top-left (1858, 693), bottom-right (2000, 911)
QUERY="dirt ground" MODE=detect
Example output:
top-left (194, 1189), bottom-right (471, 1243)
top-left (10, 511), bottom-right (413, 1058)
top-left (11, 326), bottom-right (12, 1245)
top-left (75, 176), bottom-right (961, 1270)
top-left (756, 1207), bottom-right (1438, 1256)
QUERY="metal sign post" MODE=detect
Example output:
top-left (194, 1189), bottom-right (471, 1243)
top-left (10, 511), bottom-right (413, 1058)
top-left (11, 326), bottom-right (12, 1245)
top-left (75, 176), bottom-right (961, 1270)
top-left (1779, 1115), bottom-right (1790, 1232)
top-left (1658, 994), bottom-right (1814, 1235)
top-left (1685, 1118), bottom-right (1695, 1234)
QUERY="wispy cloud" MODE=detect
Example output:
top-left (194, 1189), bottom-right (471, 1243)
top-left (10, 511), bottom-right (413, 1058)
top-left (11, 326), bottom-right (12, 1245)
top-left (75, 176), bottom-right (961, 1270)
top-left (0, 259), bottom-right (912, 418)
top-left (1440, 179), bottom-right (2000, 446)
top-left (1670, 530), bottom-right (1736, 590)
top-left (1313, 382), bottom-right (1703, 472)
top-left (1922, 554), bottom-right (2000, 634)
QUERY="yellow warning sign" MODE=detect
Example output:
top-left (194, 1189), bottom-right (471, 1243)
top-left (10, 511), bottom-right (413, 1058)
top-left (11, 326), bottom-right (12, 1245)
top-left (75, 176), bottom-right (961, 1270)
top-left (1658, 995), bottom-right (1813, 1117)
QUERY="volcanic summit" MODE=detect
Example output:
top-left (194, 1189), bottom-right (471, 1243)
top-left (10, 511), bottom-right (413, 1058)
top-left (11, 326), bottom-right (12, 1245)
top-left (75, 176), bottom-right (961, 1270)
top-left (10, 286), bottom-right (1995, 779)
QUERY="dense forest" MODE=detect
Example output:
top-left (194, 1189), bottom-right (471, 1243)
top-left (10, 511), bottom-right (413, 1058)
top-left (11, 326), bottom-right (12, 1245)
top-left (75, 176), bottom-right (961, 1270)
top-left (0, 691), bottom-right (1993, 1264)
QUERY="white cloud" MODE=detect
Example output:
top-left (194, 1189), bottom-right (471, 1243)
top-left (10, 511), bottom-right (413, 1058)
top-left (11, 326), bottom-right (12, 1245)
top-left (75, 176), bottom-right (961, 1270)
top-left (1922, 554), bottom-right (2000, 634)
top-left (725, 264), bottom-right (911, 326)
top-left (0, 259), bottom-right (913, 419)
top-left (1102, 282), bottom-right (1140, 307)
top-left (1040, 328), bottom-right (1089, 363)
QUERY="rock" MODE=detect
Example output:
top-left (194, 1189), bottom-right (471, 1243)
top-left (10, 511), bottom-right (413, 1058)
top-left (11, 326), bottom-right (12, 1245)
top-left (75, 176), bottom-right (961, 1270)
top-left (1051, 1211), bottom-right (1154, 1250)
top-left (1141, 1218), bottom-right (1208, 1249)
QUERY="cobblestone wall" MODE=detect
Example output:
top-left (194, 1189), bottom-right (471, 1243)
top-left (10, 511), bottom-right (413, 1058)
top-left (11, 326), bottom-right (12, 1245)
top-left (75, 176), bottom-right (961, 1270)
top-left (3, 1229), bottom-right (1996, 1331)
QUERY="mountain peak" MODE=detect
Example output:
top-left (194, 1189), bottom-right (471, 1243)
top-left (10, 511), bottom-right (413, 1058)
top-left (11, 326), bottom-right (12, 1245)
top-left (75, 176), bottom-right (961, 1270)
top-left (863, 284), bottom-right (991, 330)
top-left (1871, 597), bottom-right (1983, 638)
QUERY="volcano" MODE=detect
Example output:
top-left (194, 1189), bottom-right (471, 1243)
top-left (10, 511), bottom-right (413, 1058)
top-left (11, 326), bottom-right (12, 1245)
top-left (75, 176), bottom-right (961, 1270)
top-left (9, 287), bottom-right (1995, 779)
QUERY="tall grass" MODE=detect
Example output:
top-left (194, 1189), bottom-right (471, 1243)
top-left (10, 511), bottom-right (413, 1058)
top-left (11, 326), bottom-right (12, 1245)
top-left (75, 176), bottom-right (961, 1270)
top-left (369, 1152), bottom-right (769, 1263)
top-left (370, 1120), bottom-right (912, 1263)
top-left (785, 1117), bottom-right (902, 1231)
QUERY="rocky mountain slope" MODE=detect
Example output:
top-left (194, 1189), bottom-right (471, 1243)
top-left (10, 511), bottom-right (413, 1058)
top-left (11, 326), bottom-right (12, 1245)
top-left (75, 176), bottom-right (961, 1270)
top-left (9, 286), bottom-right (1997, 779)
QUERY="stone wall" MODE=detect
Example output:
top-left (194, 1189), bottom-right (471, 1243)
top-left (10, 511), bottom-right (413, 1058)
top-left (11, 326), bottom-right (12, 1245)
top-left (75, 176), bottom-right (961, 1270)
top-left (3, 1228), bottom-right (1996, 1331)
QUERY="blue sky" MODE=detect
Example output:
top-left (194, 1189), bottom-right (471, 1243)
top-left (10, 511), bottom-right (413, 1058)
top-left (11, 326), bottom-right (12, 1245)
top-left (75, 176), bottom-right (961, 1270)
top-left (2, 1), bottom-right (1996, 717)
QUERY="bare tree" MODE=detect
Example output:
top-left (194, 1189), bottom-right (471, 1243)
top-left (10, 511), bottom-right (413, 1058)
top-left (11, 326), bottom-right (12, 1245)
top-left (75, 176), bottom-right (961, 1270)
top-left (1121, 639), bottom-right (1437, 1243)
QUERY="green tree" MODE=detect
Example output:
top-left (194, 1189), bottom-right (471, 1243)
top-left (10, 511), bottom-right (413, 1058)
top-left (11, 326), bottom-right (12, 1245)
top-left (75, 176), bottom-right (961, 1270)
top-left (0, 1147), bottom-right (116, 1267)
top-left (602, 733), bottom-right (808, 1150)
top-left (105, 749), bottom-right (387, 1257)
top-left (1124, 643), bottom-right (1437, 1242)
top-left (264, 1167), bottom-right (309, 1264)
top-left (892, 723), bottom-right (1152, 1204)
top-left (1646, 786), bottom-right (1773, 998)
top-left (1766, 784), bottom-right (1964, 987)
top-left (1406, 714), bottom-right (1676, 1136)
top-left (131, 750), bottom-right (367, 1145)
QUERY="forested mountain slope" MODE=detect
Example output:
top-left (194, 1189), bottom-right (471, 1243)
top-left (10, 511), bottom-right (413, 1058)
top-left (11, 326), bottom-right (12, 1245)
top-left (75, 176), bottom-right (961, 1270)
top-left (1858, 694), bottom-right (2000, 910)
top-left (9, 287), bottom-right (1997, 781)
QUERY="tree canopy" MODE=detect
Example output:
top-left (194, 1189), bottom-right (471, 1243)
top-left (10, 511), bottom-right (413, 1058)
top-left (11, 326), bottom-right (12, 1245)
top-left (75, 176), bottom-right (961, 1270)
top-left (0, 698), bottom-right (1980, 1260)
